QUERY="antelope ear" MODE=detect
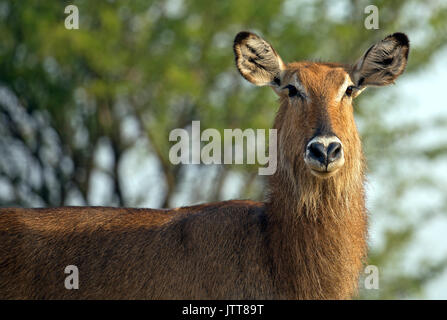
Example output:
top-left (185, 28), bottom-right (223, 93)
top-left (233, 31), bottom-right (286, 87)
top-left (351, 32), bottom-right (409, 87)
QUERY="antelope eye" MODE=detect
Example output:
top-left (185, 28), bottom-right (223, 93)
top-left (284, 84), bottom-right (301, 98)
top-left (345, 86), bottom-right (355, 97)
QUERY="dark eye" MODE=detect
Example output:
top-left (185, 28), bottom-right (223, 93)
top-left (284, 84), bottom-right (301, 98)
top-left (345, 86), bottom-right (355, 97)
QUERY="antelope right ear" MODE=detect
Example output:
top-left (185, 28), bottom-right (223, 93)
top-left (351, 32), bottom-right (410, 87)
top-left (233, 31), bottom-right (286, 87)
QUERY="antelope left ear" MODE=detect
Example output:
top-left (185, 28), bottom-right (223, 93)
top-left (233, 31), bottom-right (286, 88)
top-left (351, 33), bottom-right (409, 87)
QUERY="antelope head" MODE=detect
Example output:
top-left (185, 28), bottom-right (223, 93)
top-left (233, 32), bottom-right (409, 183)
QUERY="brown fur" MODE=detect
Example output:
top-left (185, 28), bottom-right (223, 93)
top-left (0, 32), bottom-right (409, 299)
top-left (0, 202), bottom-right (275, 299)
top-left (266, 62), bottom-right (368, 299)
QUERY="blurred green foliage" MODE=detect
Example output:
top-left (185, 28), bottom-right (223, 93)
top-left (1, 0), bottom-right (446, 299)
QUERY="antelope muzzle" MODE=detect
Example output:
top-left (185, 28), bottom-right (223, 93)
top-left (304, 136), bottom-right (345, 178)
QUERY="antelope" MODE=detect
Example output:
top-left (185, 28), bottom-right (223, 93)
top-left (0, 31), bottom-right (409, 299)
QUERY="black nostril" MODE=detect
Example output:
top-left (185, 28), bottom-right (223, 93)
top-left (307, 142), bottom-right (327, 164)
top-left (327, 142), bottom-right (342, 163)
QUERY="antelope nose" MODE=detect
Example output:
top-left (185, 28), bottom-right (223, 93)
top-left (307, 142), bottom-right (327, 165)
top-left (327, 142), bottom-right (342, 164)
top-left (305, 136), bottom-right (345, 175)
top-left (307, 141), bottom-right (342, 165)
